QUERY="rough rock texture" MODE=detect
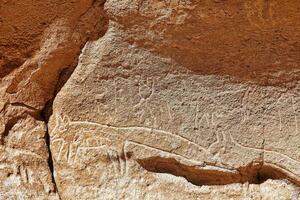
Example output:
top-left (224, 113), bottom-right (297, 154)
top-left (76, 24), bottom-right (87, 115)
top-left (0, 0), bottom-right (107, 199)
top-left (1, 0), bottom-right (300, 199)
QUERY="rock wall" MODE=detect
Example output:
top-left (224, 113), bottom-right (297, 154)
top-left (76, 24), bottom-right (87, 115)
top-left (0, 0), bottom-right (300, 199)
top-left (0, 0), bottom-right (107, 199)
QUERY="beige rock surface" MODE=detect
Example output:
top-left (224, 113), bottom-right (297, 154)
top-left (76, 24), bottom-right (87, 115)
top-left (48, 0), bottom-right (300, 199)
top-left (0, 0), bottom-right (107, 199)
top-left (1, 0), bottom-right (300, 199)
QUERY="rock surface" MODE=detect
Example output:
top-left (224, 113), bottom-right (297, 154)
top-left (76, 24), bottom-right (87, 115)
top-left (0, 0), bottom-right (107, 199)
top-left (1, 0), bottom-right (300, 199)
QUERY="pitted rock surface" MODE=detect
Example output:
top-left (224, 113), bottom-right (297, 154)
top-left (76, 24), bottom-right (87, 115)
top-left (1, 0), bottom-right (300, 199)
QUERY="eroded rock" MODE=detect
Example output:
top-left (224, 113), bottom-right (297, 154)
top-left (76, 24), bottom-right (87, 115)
top-left (48, 0), bottom-right (300, 199)
top-left (0, 0), bottom-right (108, 198)
top-left (1, 0), bottom-right (300, 199)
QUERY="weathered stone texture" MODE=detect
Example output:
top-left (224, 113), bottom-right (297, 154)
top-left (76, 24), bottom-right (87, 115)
top-left (0, 0), bottom-right (107, 198)
top-left (1, 0), bottom-right (300, 199)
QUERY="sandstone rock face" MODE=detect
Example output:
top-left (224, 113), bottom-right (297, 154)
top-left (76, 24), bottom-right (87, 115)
top-left (0, 0), bottom-right (107, 199)
top-left (1, 0), bottom-right (300, 199)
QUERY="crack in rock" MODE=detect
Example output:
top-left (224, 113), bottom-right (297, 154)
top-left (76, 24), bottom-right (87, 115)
top-left (138, 156), bottom-right (300, 186)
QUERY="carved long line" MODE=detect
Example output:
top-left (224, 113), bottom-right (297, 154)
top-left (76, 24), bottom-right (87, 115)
top-left (57, 140), bottom-right (65, 162)
top-left (229, 134), bottom-right (300, 165)
top-left (70, 120), bottom-right (209, 153)
top-left (124, 140), bottom-right (203, 165)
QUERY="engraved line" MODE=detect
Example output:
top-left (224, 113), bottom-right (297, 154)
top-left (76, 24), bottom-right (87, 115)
top-left (69, 120), bottom-right (209, 153)
top-left (125, 140), bottom-right (237, 172)
top-left (229, 133), bottom-right (300, 164)
top-left (124, 140), bottom-right (201, 165)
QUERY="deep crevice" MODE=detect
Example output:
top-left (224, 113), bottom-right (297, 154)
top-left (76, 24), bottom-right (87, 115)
top-left (137, 156), bottom-right (300, 187)
top-left (41, 112), bottom-right (60, 198)
top-left (39, 66), bottom-right (78, 199)
top-left (1, 0), bottom-right (109, 198)
top-left (40, 1), bottom-right (109, 198)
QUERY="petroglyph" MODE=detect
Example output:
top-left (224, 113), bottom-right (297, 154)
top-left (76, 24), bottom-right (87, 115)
top-left (2, 0), bottom-right (300, 198)
top-left (229, 133), bottom-right (300, 166)
top-left (50, 112), bottom-right (300, 181)
top-left (245, 0), bottom-right (275, 29)
top-left (50, 115), bottom-right (209, 163)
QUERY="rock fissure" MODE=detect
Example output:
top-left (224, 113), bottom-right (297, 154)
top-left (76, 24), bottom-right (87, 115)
top-left (137, 156), bottom-right (300, 187)
top-left (40, 1), bottom-right (109, 197)
top-left (10, 102), bottom-right (39, 112)
top-left (1, 0), bottom-right (300, 199)
top-left (41, 111), bottom-right (61, 200)
top-left (0, 0), bottom-right (109, 198)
